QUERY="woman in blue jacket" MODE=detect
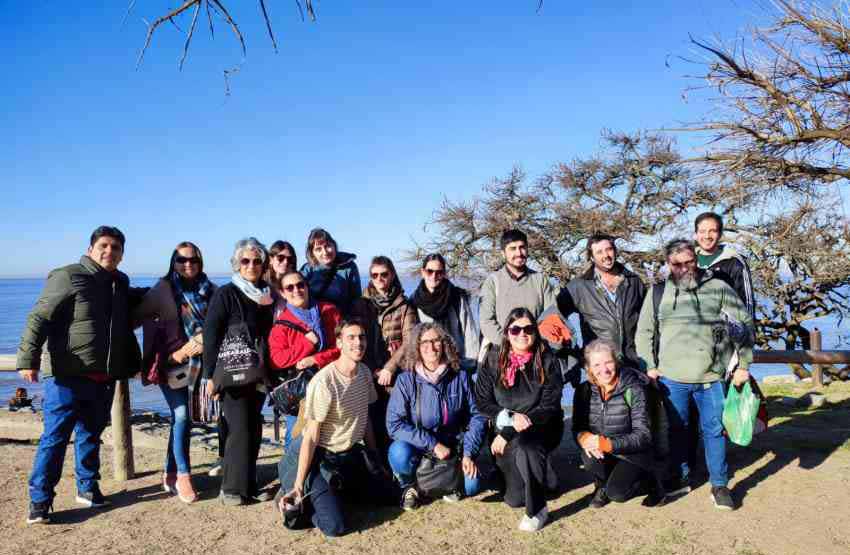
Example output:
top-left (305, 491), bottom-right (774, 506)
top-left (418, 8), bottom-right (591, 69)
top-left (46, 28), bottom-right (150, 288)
top-left (299, 228), bottom-right (361, 316)
top-left (386, 322), bottom-right (486, 511)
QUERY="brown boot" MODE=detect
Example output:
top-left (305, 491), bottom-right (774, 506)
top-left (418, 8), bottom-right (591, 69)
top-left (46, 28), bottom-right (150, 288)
top-left (163, 472), bottom-right (177, 494)
top-left (175, 473), bottom-right (198, 504)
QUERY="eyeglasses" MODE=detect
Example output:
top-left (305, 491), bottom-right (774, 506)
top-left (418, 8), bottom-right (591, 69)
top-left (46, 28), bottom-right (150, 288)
top-left (669, 258), bottom-right (696, 269)
top-left (283, 282), bottom-right (307, 292)
top-left (175, 256), bottom-right (200, 265)
top-left (419, 338), bottom-right (443, 348)
top-left (423, 268), bottom-right (446, 278)
top-left (274, 254), bottom-right (294, 263)
top-left (240, 258), bottom-right (263, 267)
top-left (371, 271), bottom-right (390, 280)
top-left (508, 325), bottom-right (537, 336)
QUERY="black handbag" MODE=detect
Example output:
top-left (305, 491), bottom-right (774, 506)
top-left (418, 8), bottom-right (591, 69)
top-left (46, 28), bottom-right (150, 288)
top-left (412, 380), bottom-right (463, 497)
top-left (212, 299), bottom-right (267, 391)
top-left (268, 320), bottom-right (320, 416)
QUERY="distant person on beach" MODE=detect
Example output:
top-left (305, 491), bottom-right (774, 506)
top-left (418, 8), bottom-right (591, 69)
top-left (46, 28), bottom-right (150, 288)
top-left (267, 240), bottom-right (298, 301)
top-left (17, 225), bottom-right (142, 524)
top-left (410, 253), bottom-right (479, 371)
top-left (475, 308), bottom-right (564, 532)
top-left (572, 339), bottom-right (665, 509)
top-left (385, 322), bottom-right (486, 510)
top-left (351, 256), bottom-right (419, 453)
top-left (694, 212), bottom-right (756, 318)
top-left (268, 270), bottom-right (341, 449)
top-left (300, 228), bottom-right (362, 317)
top-left (132, 241), bottom-right (217, 504)
top-left (277, 318), bottom-right (399, 537)
top-left (635, 239), bottom-right (753, 511)
top-left (203, 237), bottom-right (274, 506)
top-left (554, 234), bottom-right (647, 369)
top-left (479, 229), bottom-right (557, 354)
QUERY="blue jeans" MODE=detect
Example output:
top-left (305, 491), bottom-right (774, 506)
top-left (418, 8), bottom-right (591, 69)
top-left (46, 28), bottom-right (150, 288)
top-left (159, 385), bottom-right (190, 474)
top-left (283, 414), bottom-right (298, 450)
top-left (29, 376), bottom-right (116, 503)
top-left (387, 440), bottom-right (482, 497)
top-left (659, 377), bottom-right (727, 487)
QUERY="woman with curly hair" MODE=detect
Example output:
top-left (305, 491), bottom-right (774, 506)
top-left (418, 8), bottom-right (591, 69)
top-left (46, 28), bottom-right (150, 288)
top-left (385, 322), bottom-right (487, 511)
top-left (475, 307), bottom-right (564, 532)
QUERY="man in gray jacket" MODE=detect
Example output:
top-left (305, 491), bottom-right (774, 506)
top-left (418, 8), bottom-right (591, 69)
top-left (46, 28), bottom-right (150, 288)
top-left (555, 234), bottom-right (646, 368)
top-left (479, 229), bottom-right (557, 348)
top-left (17, 226), bottom-right (141, 524)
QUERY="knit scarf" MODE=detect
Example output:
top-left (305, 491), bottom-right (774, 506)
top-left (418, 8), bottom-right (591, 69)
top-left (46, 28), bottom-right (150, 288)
top-left (415, 361), bottom-right (447, 384)
top-left (171, 272), bottom-right (215, 422)
top-left (231, 273), bottom-right (273, 306)
top-left (504, 351), bottom-right (533, 388)
top-left (287, 301), bottom-right (325, 351)
top-left (411, 279), bottom-right (459, 321)
top-left (369, 282), bottom-right (402, 313)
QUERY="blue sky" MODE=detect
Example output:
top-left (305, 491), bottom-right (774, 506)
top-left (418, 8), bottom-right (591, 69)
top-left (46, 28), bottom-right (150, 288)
top-left (1, 0), bottom-right (771, 277)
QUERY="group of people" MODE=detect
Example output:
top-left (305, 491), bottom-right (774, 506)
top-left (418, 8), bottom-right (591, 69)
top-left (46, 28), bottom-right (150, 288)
top-left (17, 213), bottom-right (756, 536)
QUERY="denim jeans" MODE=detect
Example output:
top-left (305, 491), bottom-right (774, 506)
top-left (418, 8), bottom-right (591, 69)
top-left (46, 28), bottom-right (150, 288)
top-left (658, 377), bottom-right (727, 487)
top-left (387, 440), bottom-right (482, 497)
top-left (283, 414), bottom-right (298, 450)
top-left (159, 385), bottom-right (190, 474)
top-left (29, 376), bottom-right (116, 503)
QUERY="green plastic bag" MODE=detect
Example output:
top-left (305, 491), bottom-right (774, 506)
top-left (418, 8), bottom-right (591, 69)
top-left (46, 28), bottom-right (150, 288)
top-left (722, 381), bottom-right (760, 446)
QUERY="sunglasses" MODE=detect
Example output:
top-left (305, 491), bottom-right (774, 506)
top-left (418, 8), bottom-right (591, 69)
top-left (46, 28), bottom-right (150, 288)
top-left (508, 325), bottom-right (537, 336)
top-left (371, 271), bottom-right (391, 280)
top-left (240, 258), bottom-right (263, 267)
top-left (274, 254), bottom-right (294, 263)
top-left (424, 268), bottom-right (446, 278)
top-left (175, 256), bottom-right (200, 265)
top-left (283, 282), bottom-right (307, 292)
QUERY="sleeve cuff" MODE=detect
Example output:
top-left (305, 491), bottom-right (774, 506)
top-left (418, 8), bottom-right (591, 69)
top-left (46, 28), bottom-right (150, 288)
top-left (599, 435), bottom-right (613, 453)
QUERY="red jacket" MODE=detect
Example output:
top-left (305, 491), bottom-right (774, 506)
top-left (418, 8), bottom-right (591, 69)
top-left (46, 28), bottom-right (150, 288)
top-left (269, 302), bottom-right (341, 372)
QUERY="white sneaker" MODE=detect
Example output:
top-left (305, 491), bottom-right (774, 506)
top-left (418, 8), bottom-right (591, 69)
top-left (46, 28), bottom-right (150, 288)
top-left (442, 493), bottom-right (461, 503)
top-left (208, 462), bottom-right (222, 477)
top-left (518, 506), bottom-right (548, 532)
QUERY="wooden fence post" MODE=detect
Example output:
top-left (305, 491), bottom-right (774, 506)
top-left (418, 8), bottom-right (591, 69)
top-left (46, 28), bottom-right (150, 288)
top-left (111, 378), bottom-right (134, 481)
top-left (811, 328), bottom-right (824, 388)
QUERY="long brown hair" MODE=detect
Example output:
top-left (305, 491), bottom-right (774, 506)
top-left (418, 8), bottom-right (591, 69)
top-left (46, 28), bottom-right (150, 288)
top-left (267, 240), bottom-right (297, 287)
top-left (498, 307), bottom-right (545, 388)
top-left (162, 241), bottom-right (204, 281)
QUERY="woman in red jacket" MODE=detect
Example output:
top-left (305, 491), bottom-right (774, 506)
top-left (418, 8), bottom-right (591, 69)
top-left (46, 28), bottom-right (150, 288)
top-left (269, 270), bottom-right (341, 448)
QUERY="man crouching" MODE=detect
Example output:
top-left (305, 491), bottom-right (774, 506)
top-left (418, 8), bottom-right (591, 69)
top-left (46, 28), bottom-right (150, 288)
top-left (277, 318), bottom-right (399, 537)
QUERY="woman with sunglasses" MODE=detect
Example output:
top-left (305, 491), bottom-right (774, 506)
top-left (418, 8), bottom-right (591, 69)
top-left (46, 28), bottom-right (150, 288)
top-left (133, 241), bottom-right (216, 504)
top-left (386, 322), bottom-right (486, 510)
top-left (351, 256), bottom-right (419, 451)
top-left (203, 237), bottom-right (275, 506)
top-left (300, 228), bottom-right (361, 316)
top-left (267, 241), bottom-right (298, 300)
top-left (410, 254), bottom-right (479, 371)
top-left (269, 270), bottom-right (342, 449)
top-left (475, 307), bottom-right (564, 532)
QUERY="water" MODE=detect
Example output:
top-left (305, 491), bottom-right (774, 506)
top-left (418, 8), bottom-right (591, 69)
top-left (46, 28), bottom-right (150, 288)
top-left (1, 278), bottom-right (847, 415)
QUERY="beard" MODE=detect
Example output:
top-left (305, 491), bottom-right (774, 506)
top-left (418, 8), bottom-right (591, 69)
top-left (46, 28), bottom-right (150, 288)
top-left (673, 269), bottom-right (698, 291)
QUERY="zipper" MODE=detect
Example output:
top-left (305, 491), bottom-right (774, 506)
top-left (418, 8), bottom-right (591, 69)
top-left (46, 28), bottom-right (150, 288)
top-left (105, 280), bottom-right (115, 373)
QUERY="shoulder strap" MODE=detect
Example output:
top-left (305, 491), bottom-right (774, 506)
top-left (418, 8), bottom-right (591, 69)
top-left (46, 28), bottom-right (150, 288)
top-left (624, 387), bottom-right (633, 408)
top-left (651, 281), bottom-right (666, 367)
top-left (415, 378), bottom-right (422, 430)
top-left (274, 319), bottom-right (311, 335)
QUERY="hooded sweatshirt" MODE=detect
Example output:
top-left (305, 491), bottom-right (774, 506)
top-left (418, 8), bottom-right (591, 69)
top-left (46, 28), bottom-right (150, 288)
top-left (696, 244), bottom-right (755, 319)
top-left (300, 252), bottom-right (362, 316)
top-left (634, 271), bottom-right (753, 384)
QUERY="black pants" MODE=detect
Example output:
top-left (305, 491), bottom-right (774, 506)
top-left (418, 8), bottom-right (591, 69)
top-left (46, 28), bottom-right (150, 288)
top-left (580, 451), bottom-right (647, 502)
top-left (221, 385), bottom-right (265, 497)
top-left (217, 413), bottom-right (228, 459)
top-left (495, 434), bottom-right (558, 517)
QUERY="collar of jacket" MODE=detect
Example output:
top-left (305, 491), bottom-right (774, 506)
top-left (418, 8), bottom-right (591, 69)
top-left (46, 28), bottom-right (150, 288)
top-left (412, 365), bottom-right (458, 386)
top-left (79, 255), bottom-right (122, 283)
top-left (501, 265), bottom-right (533, 282)
top-left (580, 262), bottom-right (635, 281)
top-left (695, 243), bottom-right (744, 265)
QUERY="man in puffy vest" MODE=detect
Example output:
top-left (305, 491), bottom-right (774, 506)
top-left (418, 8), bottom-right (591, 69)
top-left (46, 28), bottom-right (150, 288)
top-left (18, 226), bottom-right (141, 524)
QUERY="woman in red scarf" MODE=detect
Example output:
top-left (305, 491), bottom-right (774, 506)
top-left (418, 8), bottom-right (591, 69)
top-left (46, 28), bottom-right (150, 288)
top-left (475, 307), bottom-right (564, 532)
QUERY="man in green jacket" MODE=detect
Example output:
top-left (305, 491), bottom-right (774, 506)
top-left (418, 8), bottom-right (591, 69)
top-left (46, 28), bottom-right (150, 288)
top-left (635, 239), bottom-right (752, 511)
top-left (18, 226), bottom-right (141, 524)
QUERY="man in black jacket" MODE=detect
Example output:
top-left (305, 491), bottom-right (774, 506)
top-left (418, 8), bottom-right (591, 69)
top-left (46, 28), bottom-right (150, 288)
top-left (694, 212), bottom-right (755, 318)
top-left (17, 226), bottom-right (141, 525)
top-left (555, 234), bottom-right (646, 368)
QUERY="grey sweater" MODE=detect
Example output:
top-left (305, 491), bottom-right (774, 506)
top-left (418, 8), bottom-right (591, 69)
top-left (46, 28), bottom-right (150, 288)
top-left (479, 266), bottom-right (557, 345)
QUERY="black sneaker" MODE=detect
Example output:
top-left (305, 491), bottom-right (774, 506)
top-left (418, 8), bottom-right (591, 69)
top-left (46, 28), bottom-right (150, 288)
top-left (401, 487), bottom-right (419, 511)
top-left (27, 500), bottom-right (52, 524)
top-left (75, 484), bottom-right (110, 508)
top-left (664, 477), bottom-right (691, 497)
top-left (589, 486), bottom-right (610, 509)
top-left (710, 486), bottom-right (735, 511)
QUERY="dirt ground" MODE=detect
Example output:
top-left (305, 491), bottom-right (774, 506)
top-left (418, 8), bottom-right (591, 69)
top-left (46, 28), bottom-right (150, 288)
top-left (1, 381), bottom-right (849, 555)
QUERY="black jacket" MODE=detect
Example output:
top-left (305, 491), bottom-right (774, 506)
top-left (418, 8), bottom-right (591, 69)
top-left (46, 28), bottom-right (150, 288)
top-left (571, 367), bottom-right (652, 467)
top-left (17, 256), bottom-right (142, 379)
top-left (698, 245), bottom-right (755, 319)
top-left (202, 283), bottom-right (274, 379)
top-left (475, 348), bottom-right (564, 450)
top-left (557, 264), bottom-right (646, 367)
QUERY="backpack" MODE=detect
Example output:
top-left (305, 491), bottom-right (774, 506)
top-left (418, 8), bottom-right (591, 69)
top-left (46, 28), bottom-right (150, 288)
top-left (624, 383), bottom-right (670, 458)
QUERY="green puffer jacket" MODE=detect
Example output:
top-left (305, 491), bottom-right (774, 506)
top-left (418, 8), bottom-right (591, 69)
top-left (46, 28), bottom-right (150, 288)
top-left (16, 256), bottom-right (142, 379)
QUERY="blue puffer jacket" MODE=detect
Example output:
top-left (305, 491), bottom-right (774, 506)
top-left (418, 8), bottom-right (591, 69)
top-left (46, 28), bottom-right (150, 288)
top-left (386, 368), bottom-right (486, 459)
top-left (300, 252), bottom-right (362, 316)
